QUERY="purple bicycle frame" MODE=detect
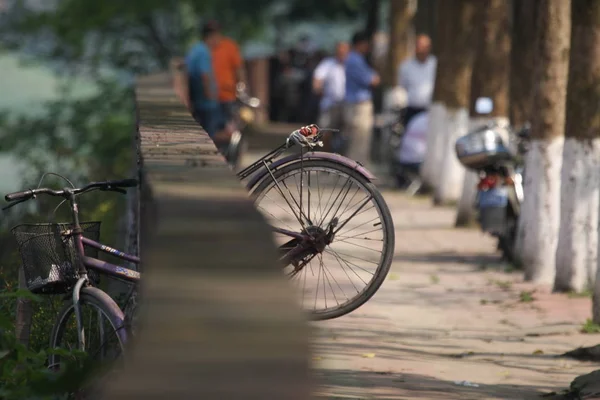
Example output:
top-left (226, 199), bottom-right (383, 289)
top-left (75, 235), bottom-right (141, 282)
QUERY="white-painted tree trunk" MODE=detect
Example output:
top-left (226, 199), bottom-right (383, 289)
top-left (433, 107), bottom-right (469, 204)
top-left (455, 170), bottom-right (479, 225)
top-left (554, 138), bottom-right (600, 292)
top-left (515, 137), bottom-right (564, 285)
top-left (594, 224), bottom-right (600, 322)
top-left (421, 102), bottom-right (446, 189)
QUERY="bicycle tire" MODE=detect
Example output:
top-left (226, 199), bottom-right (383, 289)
top-left (49, 287), bottom-right (127, 370)
top-left (251, 159), bottom-right (395, 321)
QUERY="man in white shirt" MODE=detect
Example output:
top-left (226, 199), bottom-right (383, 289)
top-left (398, 34), bottom-right (437, 127)
top-left (312, 41), bottom-right (350, 152)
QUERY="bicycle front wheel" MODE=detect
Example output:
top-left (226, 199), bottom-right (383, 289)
top-left (252, 159), bottom-right (395, 320)
top-left (49, 287), bottom-right (127, 387)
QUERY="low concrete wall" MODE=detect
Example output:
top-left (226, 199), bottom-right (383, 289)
top-left (101, 73), bottom-right (311, 399)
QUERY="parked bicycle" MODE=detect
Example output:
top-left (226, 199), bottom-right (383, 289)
top-left (239, 124), bottom-right (395, 320)
top-left (4, 124), bottom-right (395, 362)
top-left (4, 177), bottom-right (140, 375)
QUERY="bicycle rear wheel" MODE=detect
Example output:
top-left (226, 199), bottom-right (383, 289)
top-left (49, 287), bottom-right (127, 392)
top-left (252, 159), bottom-right (395, 320)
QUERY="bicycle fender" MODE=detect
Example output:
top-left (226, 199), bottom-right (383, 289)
top-left (81, 286), bottom-right (129, 345)
top-left (246, 151), bottom-right (377, 192)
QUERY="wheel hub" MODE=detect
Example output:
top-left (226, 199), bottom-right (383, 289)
top-left (304, 225), bottom-right (328, 253)
top-left (285, 219), bottom-right (338, 273)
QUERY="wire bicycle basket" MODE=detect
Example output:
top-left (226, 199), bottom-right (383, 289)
top-left (11, 222), bottom-right (102, 294)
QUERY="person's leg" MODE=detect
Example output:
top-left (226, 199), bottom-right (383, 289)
top-left (342, 102), bottom-right (356, 157)
top-left (330, 103), bottom-right (346, 154)
top-left (318, 107), bottom-right (334, 152)
top-left (212, 102), bottom-right (236, 144)
top-left (193, 108), bottom-right (219, 139)
top-left (220, 101), bottom-right (236, 125)
top-left (345, 101), bottom-right (374, 169)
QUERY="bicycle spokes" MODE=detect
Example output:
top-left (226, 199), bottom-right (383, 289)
top-left (254, 163), bottom-right (388, 317)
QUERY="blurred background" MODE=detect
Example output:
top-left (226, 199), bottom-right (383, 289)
top-left (0, 0), bottom-right (437, 193)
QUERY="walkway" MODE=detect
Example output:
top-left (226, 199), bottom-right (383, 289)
top-left (312, 190), bottom-right (596, 399)
top-left (240, 143), bottom-right (597, 400)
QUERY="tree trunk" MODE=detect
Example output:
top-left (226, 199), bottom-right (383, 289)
top-left (414, 0), bottom-right (437, 46)
top-left (384, 0), bottom-right (416, 87)
top-left (555, 0), bottom-right (600, 295)
top-left (420, 0), bottom-right (477, 205)
top-left (515, 0), bottom-right (570, 285)
top-left (365, 0), bottom-right (382, 67)
top-left (15, 267), bottom-right (33, 348)
top-left (456, 0), bottom-right (511, 227)
top-left (509, 0), bottom-right (539, 127)
top-left (366, 0), bottom-right (384, 115)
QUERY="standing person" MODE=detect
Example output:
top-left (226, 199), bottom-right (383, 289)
top-left (312, 41), bottom-right (350, 152)
top-left (185, 27), bottom-right (220, 139)
top-left (202, 20), bottom-right (246, 142)
top-left (343, 31), bottom-right (381, 167)
top-left (397, 34), bottom-right (437, 127)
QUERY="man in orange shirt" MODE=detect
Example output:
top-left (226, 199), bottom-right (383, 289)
top-left (202, 20), bottom-right (246, 139)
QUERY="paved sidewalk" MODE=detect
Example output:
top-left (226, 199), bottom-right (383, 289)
top-left (239, 145), bottom-right (597, 400)
top-left (311, 190), bottom-right (597, 400)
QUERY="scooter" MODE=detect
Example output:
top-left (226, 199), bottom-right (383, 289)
top-left (455, 97), bottom-right (530, 262)
top-left (381, 107), bottom-right (426, 196)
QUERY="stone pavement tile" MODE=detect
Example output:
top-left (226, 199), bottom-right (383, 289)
top-left (312, 189), bottom-right (598, 400)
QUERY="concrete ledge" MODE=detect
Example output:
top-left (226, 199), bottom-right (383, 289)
top-left (101, 73), bottom-right (311, 399)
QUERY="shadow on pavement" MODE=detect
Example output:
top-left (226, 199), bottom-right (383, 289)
top-left (394, 251), bottom-right (501, 267)
top-left (313, 369), bottom-right (554, 399)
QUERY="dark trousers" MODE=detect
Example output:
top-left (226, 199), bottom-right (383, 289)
top-left (192, 106), bottom-right (220, 138)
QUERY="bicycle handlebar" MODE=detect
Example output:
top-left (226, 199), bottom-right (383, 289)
top-left (4, 179), bottom-right (138, 203)
top-left (286, 125), bottom-right (340, 149)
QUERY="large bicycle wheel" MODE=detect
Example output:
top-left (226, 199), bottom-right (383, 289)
top-left (49, 287), bottom-right (127, 391)
top-left (251, 159), bottom-right (395, 320)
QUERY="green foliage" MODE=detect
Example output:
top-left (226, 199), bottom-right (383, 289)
top-left (285, 0), bottom-right (364, 20)
top-left (0, 79), bottom-right (132, 182)
top-left (0, 307), bottom-right (95, 400)
top-left (568, 289), bottom-right (593, 298)
top-left (1, 0), bottom-right (280, 73)
top-left (581, 319), bottom-right (600, 334)
top-left (0, 76), bottom-right (134, 394)
top-left (1, 0), bottom-right (367, 74)
top-left (519, 290), bottom-right (535, 303)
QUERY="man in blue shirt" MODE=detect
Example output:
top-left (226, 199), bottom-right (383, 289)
top-left (186, 27), bottom-right (220, 139)
top-left (343, 31), bottom-right (380, 168)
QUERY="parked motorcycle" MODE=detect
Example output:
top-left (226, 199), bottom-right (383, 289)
top-left (455, 97), bottom-right (530, 262)
top-left (221, 83), bottom-right (261, 168)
